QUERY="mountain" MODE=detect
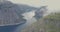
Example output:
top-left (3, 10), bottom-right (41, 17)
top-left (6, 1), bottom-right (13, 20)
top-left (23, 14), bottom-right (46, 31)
top-left (43, 12), bottom-right (60, 32)
top-left (34, 6), bottom-right (47, 20)
top-left (0, 0), bottom-right (48, 32)
top-left (0, 1), bottom-right (27, 26)
top-left (0, 0), bottom-right (48, 25)
top-left (21, 12), bottom-right (60, 32)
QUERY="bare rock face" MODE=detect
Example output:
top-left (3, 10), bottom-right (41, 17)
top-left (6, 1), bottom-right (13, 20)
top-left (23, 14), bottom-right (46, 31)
top-left (0, 1), bottom-right (26, 26)
top-left (0, 0), bottom-right (6, 2)
top-left (34, 6), bottom-right (48, 20)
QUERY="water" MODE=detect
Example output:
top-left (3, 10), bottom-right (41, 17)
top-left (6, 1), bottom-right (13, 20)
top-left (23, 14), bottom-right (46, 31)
top-left (15, 18), bottom-right (37, 32)
top-left (0, 25), bottom-right (18, 32)
top-left (0, 19), bottom-right (26, 32)
top-left (0, 19), bottom-right (36, 32)
top-left (15, 11), bottom-right (37, 32)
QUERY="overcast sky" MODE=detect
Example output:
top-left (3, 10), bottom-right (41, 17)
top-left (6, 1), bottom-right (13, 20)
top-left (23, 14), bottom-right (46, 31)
top-left (9, 0), bottom-right (60, 11)
top-left (8, 0), bottom-right (60, 19)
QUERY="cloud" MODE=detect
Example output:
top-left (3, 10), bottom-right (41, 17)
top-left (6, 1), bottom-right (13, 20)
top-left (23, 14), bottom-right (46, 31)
top-left (22, 11), bottom-right (35, 20)
top-left (9, 0), bottom-right (60, 11)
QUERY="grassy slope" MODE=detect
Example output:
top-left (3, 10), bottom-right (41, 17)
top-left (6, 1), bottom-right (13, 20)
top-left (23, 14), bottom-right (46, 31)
top-left (21, 13), bottom-right (60, 32)
top-left (44, 13), bottom-right (60, 32)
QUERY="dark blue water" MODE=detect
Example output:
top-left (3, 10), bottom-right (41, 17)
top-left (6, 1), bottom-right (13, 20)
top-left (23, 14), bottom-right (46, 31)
top-left (0, 21), bottom-right (26, 32)
top-left (0, 25), bottom-right (18, 32)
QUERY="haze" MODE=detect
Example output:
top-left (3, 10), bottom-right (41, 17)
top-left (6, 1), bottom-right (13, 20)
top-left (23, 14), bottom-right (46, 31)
top-left (9, 0), bottom-right (60, 10)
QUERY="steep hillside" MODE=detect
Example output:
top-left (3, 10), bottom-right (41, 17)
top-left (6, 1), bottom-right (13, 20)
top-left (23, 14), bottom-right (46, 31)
top-left (21, 12), bottom-right (60, 32)
top-left (0, 1), bottom-right (27, 25)
top-left (44, 13), bottom-right (60, 32)
top-left (0, 0), bottom-right (48, 26)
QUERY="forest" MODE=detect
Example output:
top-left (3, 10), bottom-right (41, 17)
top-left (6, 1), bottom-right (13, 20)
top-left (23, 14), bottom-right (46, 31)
top-left (21, 12), bottom-right (60, 32)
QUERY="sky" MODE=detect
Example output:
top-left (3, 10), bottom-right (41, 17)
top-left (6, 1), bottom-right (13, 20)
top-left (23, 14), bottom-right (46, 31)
top-left (8, 0), bottom-right (60, 19)
top-left (9, 0), bottom-right (60, 11)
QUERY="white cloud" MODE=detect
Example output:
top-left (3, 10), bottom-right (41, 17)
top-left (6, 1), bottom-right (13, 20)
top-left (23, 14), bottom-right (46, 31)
top-left (8, 0), bottom-right (60, 17)
top-left (9, 0), bottom-right (60, 11)
top-left (22, 11), bottom-right (35, 20)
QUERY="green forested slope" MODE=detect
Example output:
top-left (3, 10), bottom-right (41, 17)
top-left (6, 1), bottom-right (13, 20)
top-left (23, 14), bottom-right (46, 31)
top-left (21, 12), bottom-right (60, 32)
top-left (44, 13), bottom-right (60, 32)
